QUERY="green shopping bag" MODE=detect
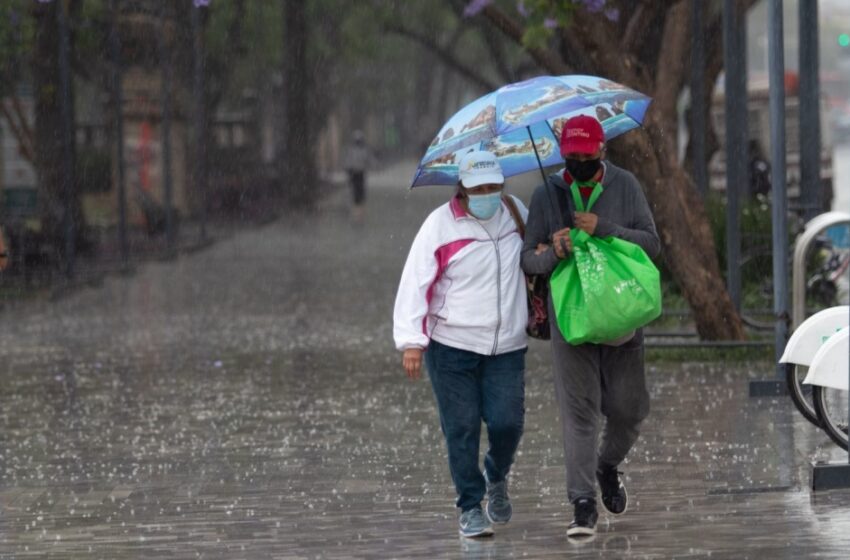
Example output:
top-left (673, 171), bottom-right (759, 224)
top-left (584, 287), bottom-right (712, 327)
top-left (550, 181), bottom-right (661, 345)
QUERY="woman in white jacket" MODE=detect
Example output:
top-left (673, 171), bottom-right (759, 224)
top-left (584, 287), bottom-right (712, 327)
top-left (393, 150), bottom-right (528, 538)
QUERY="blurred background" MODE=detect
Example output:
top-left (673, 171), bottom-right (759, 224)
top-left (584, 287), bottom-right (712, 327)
top-left (2, 2), bottom-right (850, 555)
top-left (0, 0), bottom-right (848, 331)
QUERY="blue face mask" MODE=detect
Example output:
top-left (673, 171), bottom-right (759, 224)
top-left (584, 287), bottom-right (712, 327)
top-left (467, 192), bottom-right (502, 220)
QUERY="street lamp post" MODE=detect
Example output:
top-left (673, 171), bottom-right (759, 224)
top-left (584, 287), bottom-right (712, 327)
top-left (158, 4), bottom-right (175, 252)
top-left (799, 1), bottom-right (821, 221)
top-left (192, 0), bottom-right (208, 243)
top-left (722, 0), bottom-right (747, 310)
top-left (768, 0), bottom-right (788, 386)
top-left (108, 0), bottom-right (128, 266)
top-left (56, 0), bottom-right (75, 278)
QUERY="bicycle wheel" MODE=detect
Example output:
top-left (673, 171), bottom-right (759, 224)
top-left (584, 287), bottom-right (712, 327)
top-left (786, 363), bottom-right (822, 427)
top-left (813, 385), bottom-right (849, 451)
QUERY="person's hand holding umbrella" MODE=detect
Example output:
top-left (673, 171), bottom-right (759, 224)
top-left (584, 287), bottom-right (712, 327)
top-left (552, 227), bottom-right (572, 259)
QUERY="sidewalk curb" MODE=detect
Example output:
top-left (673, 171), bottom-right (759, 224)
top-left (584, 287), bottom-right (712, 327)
top-left (42, 235), bottom-right (218, 302)
top-left (3, 204), bottom-right (284, 307)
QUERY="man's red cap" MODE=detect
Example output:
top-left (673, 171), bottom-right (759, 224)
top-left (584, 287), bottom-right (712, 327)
top-left (560, 114), bottom-right (605, 156)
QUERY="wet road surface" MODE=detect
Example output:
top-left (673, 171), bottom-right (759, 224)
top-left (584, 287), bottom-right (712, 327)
top-left (1, 162), bottom-right (850, 559)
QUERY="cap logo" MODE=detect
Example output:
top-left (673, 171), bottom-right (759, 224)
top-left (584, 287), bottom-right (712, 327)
top-left (566, 128), bottom-right (590, 139)
top-left (466, 160), bottom-right (496, 171)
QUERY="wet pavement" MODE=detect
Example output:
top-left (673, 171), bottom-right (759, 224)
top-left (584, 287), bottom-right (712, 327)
top-left (1, 162), bottom-right (850, 559)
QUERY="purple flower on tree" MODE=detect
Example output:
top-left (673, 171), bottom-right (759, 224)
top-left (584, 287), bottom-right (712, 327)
top-left (604, 8), bottom-right (620, 22)
top-left (463, 0), bottom-right (492, 17)
top-left (516, 0), bottom-right (529, 18)
top-left (575, 0), bottom-right (618, 21)
top-left (577, 0), bottom-right (606, 12)
top-left (194, 0), bottom-right (211, 7)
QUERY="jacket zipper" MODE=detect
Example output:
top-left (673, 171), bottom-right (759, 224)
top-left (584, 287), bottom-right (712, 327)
top-left (492, 240), bottom-right (502, 355)
top-left (475, 222), bottom-right (501, 356)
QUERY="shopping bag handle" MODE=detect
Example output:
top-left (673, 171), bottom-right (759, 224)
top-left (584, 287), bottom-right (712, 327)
top-left (571, 228), bottom-right (592, 245)
top-left (569, 181), bottom-right (603, 213)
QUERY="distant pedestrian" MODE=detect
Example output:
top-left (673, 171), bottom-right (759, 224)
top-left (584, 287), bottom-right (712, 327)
top-left (0, 226), bottom-right (8, 271)
top-left (521, 115), bottom-right (660, 539)
top-left (343, 130), bottom-right (373, 222)
top-left (749, 139), bottom-right (771, 198)
top-left (393, 150), bottom-right (528, 539)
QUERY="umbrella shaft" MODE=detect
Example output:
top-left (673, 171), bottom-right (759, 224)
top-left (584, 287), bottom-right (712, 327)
top-left (526, 126), bottom-right (549, 188)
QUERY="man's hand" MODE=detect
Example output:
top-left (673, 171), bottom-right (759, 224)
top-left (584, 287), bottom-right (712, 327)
top-left (551, 227), bottom-right (572, 259)
top-left (575, 212), bottom-right (598, 235)
top-left (402, 348), bottom-right (423, 381)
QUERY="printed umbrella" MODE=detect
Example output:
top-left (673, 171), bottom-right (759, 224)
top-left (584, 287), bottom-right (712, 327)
top-left (411, 75), bottom-right (651, 188)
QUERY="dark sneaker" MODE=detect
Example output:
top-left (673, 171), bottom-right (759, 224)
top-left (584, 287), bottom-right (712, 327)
top-left (567, 498), bottom-right (598, 537)
top-left (596, 464), bottom-right (628, 516)
top-left (459, 506), bottom-right (494, 538)
top-left (484, 473), bottom-right (512, 524)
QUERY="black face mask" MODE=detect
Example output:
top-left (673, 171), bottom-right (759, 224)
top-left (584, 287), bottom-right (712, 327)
top-left (565, 158), bottom-right (602, 182)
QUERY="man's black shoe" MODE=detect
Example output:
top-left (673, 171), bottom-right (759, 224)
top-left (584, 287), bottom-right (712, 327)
top-left (566, 498), bottom-right (598, 537)
top-left (596, 464), bottom-right (628, 515)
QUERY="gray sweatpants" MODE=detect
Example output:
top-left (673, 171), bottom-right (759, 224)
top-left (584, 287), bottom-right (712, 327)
top-left (551, 328), bottom-right (650, 503)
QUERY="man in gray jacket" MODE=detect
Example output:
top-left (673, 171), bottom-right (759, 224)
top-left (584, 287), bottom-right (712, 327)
top-left (521, 115), bottom-right (660, 538)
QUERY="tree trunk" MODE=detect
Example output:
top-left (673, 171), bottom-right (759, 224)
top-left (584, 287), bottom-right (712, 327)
top-left (0, 97), bottom-right (35, 165)
top-left (611, 128), bottom-right (745, 340)
top-left (31, 0), bottom-right (82, 260)
top-left (282, 0), bottom-right (315, 208)
top-left (635, 2), bottom-right (745, 340)
top-left (480, 2), bottom-right (746, 340)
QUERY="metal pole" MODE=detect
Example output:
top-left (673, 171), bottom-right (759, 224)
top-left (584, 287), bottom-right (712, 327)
top-left (158, 5), bottom-right (175, 251)
top-left (57, 0), bottom-right (75, 278)
top-left (192, 2), bottom-right (207, 242)
top-left (768, 0), bottom-right (788, 381)
top-left (109, 0), bottom-right (128, 265)
top-left (539, 122), bottom-right (570, 230)
top-left (722, 0), bottom-right (743, 309)
top-left (690, 0), bottom-right (708, 197)
top-left (735, 5), bottom-right (750, 199)
top-left (799, 0), bottom-right (821, 221)
top-left (527, 126), bottom-right (549, 188)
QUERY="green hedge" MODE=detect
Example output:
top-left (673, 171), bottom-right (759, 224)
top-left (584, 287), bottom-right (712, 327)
top-left (659, 193), bottom-right (785, 308)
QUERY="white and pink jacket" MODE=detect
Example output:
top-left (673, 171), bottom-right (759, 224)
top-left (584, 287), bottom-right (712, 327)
top-left (393, 195), bottom-right (529, 356)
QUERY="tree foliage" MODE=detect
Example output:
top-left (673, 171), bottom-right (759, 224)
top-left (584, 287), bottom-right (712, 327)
top-left (0, 1), bottom-right (35, 94)
top-left (446, 0), bottom-right (755, 339)
top-left (0, 0), bottom-right (760, 336)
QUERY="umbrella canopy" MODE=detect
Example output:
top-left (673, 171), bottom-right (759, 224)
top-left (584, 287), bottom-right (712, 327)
top-left (411, 75), bottom-right (652, 188)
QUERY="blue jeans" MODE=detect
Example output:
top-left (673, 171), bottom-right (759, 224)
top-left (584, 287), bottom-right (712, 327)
top-left (425, 340), bottom-right (526, 512)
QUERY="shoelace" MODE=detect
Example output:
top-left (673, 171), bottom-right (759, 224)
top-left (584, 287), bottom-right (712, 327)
top-left (488, 480), bottom-right (508, 508)
top-left (462, 508), bottom-right (485, 526)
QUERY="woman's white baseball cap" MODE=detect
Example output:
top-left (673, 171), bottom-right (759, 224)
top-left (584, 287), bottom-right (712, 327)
top-left (458, 150), bottom-right (504, 188)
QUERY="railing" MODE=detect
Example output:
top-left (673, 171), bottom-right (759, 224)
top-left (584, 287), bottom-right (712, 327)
top-left (792, 211), bottom-right (850, 329)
